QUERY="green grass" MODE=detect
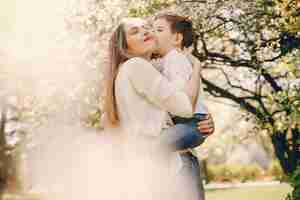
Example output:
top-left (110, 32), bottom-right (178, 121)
top-left (2, 184), bottom-right (292, 200)
top-left (206, 184), bottom-right (291, 200)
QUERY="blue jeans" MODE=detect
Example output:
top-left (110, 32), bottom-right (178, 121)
top-left (160, 113), bottom-right (208, 151)
top-left (180, 151), bottom-right (205, 200)
top-left (158, 114), bottom-right (207, 200)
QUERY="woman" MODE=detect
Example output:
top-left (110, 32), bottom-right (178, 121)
top-left (103, 17), bottom-right (209, 200)
top-left (27, 17), bottom-right (212, 200)
top-left (104, 17), bottom-right (201, 147)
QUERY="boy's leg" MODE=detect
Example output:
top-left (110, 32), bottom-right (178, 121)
top-left (159, 122), bottom-right (206, 151)
top-left (180, 152), bottom-right (205, 200)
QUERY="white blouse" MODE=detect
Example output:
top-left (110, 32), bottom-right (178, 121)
top-left (162, 49), bottom-right (208, 114)
top-left (162, 49), bottom-right (193, 91)
top-left (115, 57), bottom-right (193, 140)
top-left (161, 49), bottom-right (208, 171)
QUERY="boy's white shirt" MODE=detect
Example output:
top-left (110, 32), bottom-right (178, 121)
top-left (159, 48), bottom-right (208, 114)
top-left (155, 48), bottom-right (207, 174)
top-left (161, 48), bottom-right (193, 91)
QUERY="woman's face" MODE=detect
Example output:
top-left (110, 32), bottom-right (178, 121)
top-left (123, 18), bottom-right (157, 58)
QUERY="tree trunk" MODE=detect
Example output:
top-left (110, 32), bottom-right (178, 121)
top-left (0, 108), bottom-right (8, 199)
top-left (271, 128), bottom-right (300, 175)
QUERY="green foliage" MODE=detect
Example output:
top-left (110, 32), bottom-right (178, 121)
top-left (207, 161), bottom-right (288, 183)
top-left (207, 164), bottom-right (228, 182)
top-left (0, 108), bottom-right (26, 194)
top-left (84, 109), bottom-right (103, 129)
top-left (262, 67), bottom-right (300, 134)
top-left (207, 164), bottom-right (264, 182)
top-left (273, 91), bottom-right (299, 132)
top-left (257, 0), bottom-right (300, 35)
top-left (267, 160), bottom-right (285, 180)
top-left (276, 0), bottom-right (300, 35)
top-left (286, 166), bottom-right (300, 200)
top-left (128, 0), bottom-right (175, 17)
top-left (241, 165), bottom-right (265, 182)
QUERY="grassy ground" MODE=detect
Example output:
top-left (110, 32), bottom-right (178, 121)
top-left (2, 183), bottom-right (292, 200)
top-left (206, 184), bottom-right (291, 200)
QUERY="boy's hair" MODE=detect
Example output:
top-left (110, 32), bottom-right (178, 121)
top-left (154, 13), bottom-right (194, 48)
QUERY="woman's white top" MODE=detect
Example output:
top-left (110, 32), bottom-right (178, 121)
top-left (115, 57), bottom-right (193, 144)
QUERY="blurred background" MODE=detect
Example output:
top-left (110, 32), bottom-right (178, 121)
top-left (0, 0), bottom-right (299, 200)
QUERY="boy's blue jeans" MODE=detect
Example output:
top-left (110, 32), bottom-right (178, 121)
top-left (158, 114), bottom-right (207, 200)
top-left (160, 113), bottom-right (208, 151)
top-left (179, 151), bottom-right (205, 200)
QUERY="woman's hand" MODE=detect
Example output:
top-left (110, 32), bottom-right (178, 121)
top-left (197, 114), bottom-right (215, 135)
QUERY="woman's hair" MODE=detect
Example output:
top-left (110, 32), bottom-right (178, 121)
top-left (104, 23), bottom-right (129, 126)
top-left (154, 13), bottom-right (194, 48)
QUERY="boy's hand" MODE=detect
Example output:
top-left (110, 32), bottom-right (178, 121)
top-left (197, 114), bottom-right (215, 135)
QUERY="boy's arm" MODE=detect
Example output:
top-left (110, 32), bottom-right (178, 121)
top-left (184, 62), bottom-right (202, 111)
top-left (163, 52), bottom-right (201, 110)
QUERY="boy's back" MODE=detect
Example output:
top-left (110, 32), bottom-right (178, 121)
top-left (162, 48), bottom-right (207, 114)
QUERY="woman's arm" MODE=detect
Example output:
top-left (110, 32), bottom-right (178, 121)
top-left (126, 57), bottom-right (193, 118)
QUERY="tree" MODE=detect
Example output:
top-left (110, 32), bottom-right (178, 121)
top-left (0, 107), bottom-right (8, 198)
top-left (124, 0), bottom-right (300, 198)
top-left (2, 0), bottom-right (296, 197)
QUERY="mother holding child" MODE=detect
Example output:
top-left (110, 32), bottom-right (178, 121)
top-left (103, 12), bottom-right (215, 200)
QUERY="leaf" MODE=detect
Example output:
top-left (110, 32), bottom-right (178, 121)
top-left (294, 68), bottom-right (300, 78)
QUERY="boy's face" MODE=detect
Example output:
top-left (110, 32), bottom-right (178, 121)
top-left (153, 18), bottom-right (182, 56)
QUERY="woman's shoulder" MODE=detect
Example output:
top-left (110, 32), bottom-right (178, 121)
top-left (123, 57), bottom-right (150, 67)
top-left (121, 57), bottom-right (154, 75)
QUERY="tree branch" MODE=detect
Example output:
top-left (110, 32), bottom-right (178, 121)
top-left (261, 69), bottom-right (283, 92)
top-left (206, 52), bottom-right (255, 69)
top-left (202, 78), bottom-right (266, 121)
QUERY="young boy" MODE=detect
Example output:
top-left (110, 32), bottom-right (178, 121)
top-left (153, 14), bottom-right (212, 151)
top-left (153, 13), bottom-right (212, 200)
